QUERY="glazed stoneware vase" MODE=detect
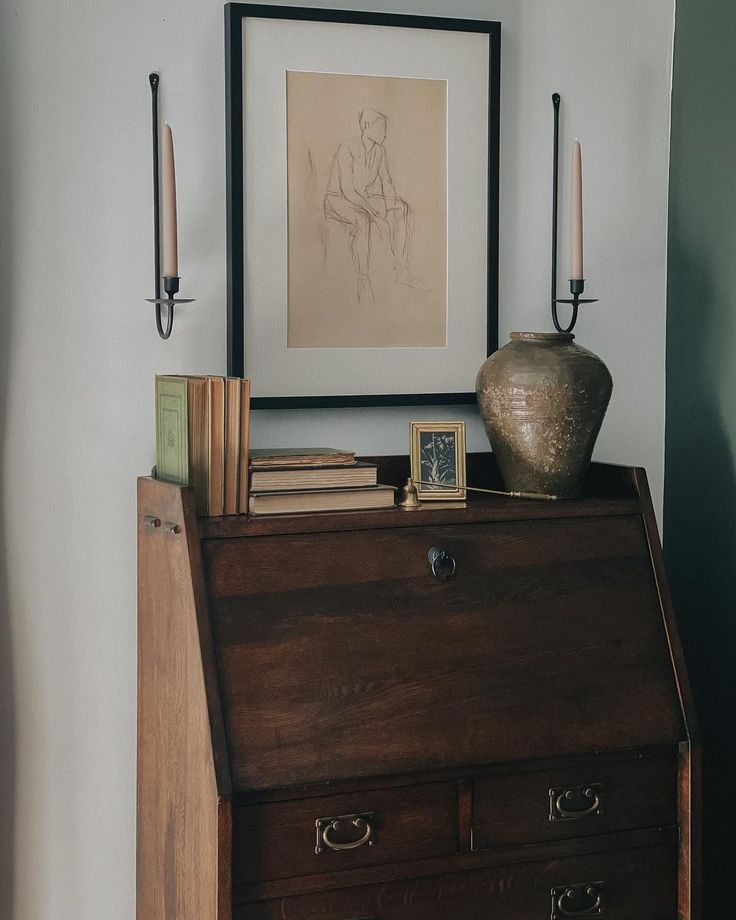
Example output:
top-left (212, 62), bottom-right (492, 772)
top-left (475, 332), bottom-right (613, 498)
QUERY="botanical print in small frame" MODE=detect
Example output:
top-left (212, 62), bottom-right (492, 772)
top-left (410, 421), bottom-right (466, 501)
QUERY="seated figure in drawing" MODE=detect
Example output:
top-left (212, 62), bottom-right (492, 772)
top-left (324, 108), bottom-right (415, 303)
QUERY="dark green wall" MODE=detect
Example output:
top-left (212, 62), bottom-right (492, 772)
top-left (666, 1), bottom-right (736, 914)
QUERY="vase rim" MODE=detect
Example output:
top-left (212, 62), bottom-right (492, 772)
top-left (509, 331), bottom-right (575, 343)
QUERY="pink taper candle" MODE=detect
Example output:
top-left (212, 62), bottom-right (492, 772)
top-left (161, 123), bottom-right (178, 278)
top-left (570, 139), bottom-right (583, 279)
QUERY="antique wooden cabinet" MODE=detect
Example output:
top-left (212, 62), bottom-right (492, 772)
top-left (137, 456), bottom-right (699, 920)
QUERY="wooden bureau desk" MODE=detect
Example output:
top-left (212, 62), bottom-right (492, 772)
top-left (137, 456), bottom-right (699, 920)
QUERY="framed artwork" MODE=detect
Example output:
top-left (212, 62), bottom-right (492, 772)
top-left (226, 4), bottom-right (501, 408)
top-left (410, 421), bottom-right (466, 501)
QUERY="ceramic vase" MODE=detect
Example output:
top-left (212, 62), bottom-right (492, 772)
top-left (475, 332), bottom-right (613, 498)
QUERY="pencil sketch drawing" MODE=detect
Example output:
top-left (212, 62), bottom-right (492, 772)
top-left (324, 108), bottom-right (416, 304)
top-left (286, 70), bottom-right (447, 349)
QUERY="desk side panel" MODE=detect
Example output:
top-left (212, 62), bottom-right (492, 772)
top-left (630, 468), bottom-right (700, 920)
top-left (137, 478), bottom-right (231, 920)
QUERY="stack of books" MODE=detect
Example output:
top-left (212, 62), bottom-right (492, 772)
top-left (155, 375), bottom-right (251, 517)
top-left (248, 448), bottom-right (396, 515)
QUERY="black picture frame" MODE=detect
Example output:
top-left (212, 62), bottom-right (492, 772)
top-left (225, 3), bottom-right (501, 409)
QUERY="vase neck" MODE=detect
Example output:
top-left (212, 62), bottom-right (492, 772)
top-left (510, 332), bottom-right (574, 344)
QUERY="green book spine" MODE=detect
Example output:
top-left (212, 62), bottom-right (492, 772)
top-left (155, 375), bottom-right (189, 485)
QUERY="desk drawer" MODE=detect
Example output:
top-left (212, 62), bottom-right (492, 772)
top-left (233, 782), bottom-right (457, 888)
top-left (472, 749), bottom-right (677, 851)
top-left (235, 841), bottom-right (677, 919)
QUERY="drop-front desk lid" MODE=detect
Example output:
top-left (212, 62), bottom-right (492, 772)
top-left (196, 458), bottom-right (688, 793)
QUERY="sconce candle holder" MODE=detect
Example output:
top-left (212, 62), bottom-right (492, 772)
top-left (145, 73), bottom-right (195, 340)
top-left (550, 94), bottom-right (597, 335)
top-left (145, 275), bottom-right (195, 339)
top-left (553, 278), bottom-right (598, 334)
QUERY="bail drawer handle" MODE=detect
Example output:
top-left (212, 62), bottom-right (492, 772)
top-left (315, 813), bottom-right (375, 854)
top-left (549, 784), bottom-right (602, 821)
top-left (551, 883), bottom-right (604, 918)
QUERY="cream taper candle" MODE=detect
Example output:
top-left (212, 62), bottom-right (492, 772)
top-left (570, 139), bottom-right (583, 279)
top-left (161, 123), bottom-right (178, 278)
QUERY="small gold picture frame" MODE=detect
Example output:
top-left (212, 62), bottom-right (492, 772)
top-left (410, 421), bottom-right (467, 501)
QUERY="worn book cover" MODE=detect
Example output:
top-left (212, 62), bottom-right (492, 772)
top-left (207, 376), bottom-right (225, 517)
top-left (186, 376), bottom-right (209, 516)
top-left (249, 448), bottom-right (356, 469)
top-left (155, 376), bottom-right (189, 485)
top-left (248, 484), bottom-right (395, 515)
top-left (238, 379), bottom-right (251, 515)
top-left (249, 460), bottom-right (377, 492)
top-left (224, 378), bottom-right (241, 516)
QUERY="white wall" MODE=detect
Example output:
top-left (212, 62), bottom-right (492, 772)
top-left (0, 1), bottom-right (673, 917)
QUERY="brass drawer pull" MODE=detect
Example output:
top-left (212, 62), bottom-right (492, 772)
top-left (551, 883), bottom-right (604, 918)
top-left (549, 783), bottom-right (602, 821)
top-left (315, 813), bottom-right (375, 854)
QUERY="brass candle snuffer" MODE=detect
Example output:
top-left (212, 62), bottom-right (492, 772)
top-left (398, 477), bottom-right (558, 509)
